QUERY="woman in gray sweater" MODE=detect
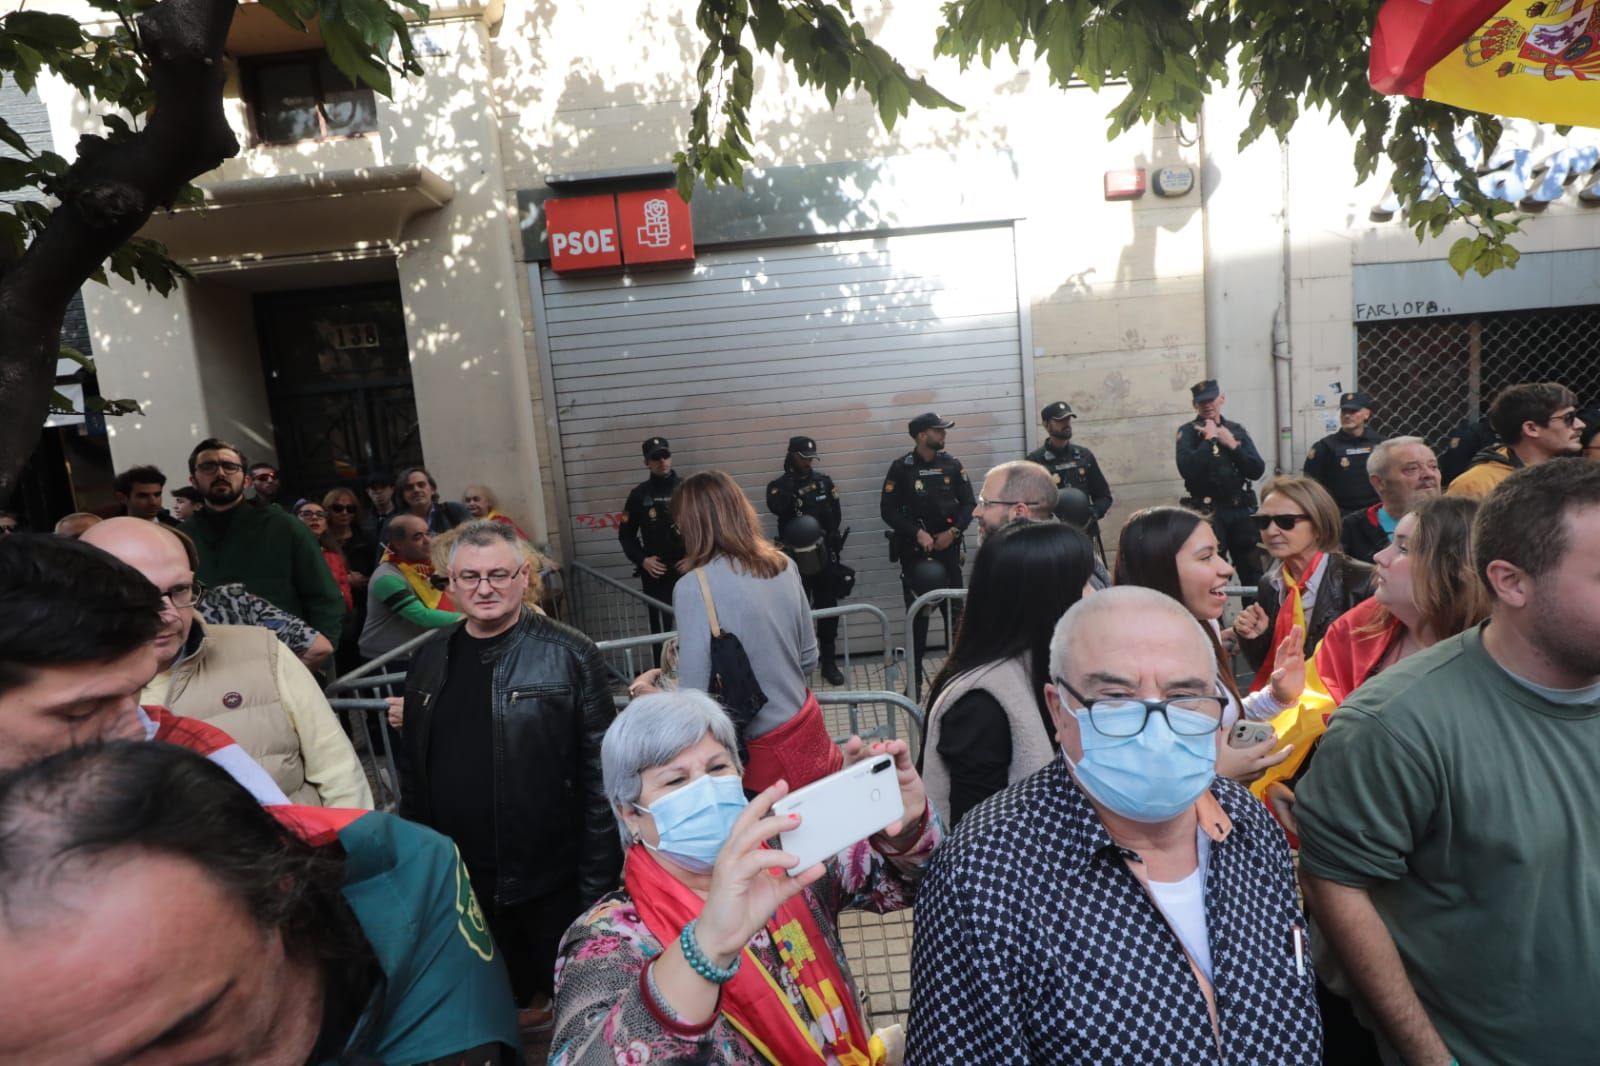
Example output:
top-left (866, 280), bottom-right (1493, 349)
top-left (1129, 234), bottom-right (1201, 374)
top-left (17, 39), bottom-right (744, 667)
top-left (660, 470), bottom-right (839, 792)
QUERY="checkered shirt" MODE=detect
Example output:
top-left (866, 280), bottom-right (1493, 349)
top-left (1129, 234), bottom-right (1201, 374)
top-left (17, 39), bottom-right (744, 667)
top-left (908, 757), bottom-right (1321, 1065)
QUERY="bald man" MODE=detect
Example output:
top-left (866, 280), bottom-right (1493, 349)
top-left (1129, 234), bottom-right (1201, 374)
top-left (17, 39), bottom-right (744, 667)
top-left (81, 519), bottom-right (371, 809)
top-left (52, 512), bottom-right (101, 539)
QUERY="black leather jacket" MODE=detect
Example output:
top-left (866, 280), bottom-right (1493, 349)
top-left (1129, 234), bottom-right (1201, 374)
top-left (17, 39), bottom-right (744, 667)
top-left (400, 609), bottom-right (622, 908)
top-left (1240, 553), bottom-right (1376, 671)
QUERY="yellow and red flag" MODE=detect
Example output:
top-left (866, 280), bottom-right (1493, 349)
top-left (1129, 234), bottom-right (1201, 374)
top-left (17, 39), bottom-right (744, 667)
top-left (1371, 0), bottom-right (1600, 127)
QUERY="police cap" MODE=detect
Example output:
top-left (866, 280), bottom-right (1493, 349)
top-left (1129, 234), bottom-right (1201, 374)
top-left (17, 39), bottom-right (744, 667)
top-left (1190, 380), bottom-right (1221, 404)
top-left (1041, 401), bottom-right (1075, 422)
top-left (641, 437), bottom-right (671, 459)
top-left (787, 436), bottom-right (819, 459)
top-left (1339, 391), bottom-right (1376, 412)
top-left (908, 412), bottom-right (955, 437)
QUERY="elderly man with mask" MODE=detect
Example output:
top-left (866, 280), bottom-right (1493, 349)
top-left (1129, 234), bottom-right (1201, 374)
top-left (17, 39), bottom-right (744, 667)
top-left (908, 585), bottom-right (1320, 1065)
top-left (1340, 435), bottom-right (1441, 564)
top-left (400, 519), bottom-right (619, 1034)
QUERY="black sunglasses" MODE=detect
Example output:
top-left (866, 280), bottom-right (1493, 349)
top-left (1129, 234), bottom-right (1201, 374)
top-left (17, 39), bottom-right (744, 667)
top-left (1250, 513), bottom-right (1313, 532)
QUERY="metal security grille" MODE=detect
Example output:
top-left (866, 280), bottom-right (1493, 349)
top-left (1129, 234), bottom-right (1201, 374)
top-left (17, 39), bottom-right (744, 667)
top-left (1356, 304), bottom-right (1600, 450)
top-left (536, 227), bottom-right (1027, 651)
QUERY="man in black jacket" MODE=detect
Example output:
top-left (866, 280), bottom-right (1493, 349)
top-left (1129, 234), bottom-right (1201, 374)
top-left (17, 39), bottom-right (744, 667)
top-left (1176, 380), bottom-right (1267, 588)
top-left (1303, 391), bottom-right (1385, 514)
top-left (618, 436), bottom-right (685, 650)
top-left (399, 519), bottom-right (620, 1033)
top-left (768, 435), bottom-right (846, 684)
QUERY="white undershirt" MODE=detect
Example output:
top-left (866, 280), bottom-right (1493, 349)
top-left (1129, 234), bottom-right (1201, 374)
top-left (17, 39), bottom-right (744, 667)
top-left (1147, 830), bottom-right (1214, 983)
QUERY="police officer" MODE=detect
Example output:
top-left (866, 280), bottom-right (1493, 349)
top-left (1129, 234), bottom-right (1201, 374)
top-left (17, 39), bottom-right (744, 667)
top-left (1175, 379), bottom-right (1266, 588)
top-left (767, 435), bottom-right (846, 685)
top-left (1026, 400), bottom-right (1113, 545)
top-left (880, 412), bottom-right (975, 684)
top-left (1303, 391), bottom-right (1386, 514)
top-left (618, 436), bottom-right (684, 652)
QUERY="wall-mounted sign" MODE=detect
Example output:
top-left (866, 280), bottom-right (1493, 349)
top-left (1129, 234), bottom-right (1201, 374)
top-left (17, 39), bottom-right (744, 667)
top-left (546, 189), bottom-right (693, 273)
top-left (617, 189), bottom-right (694, 266)
top-left (546, 194), bottom-right (622, 272)
top-left (1153, 165), bottom-right (1195, 198)
top-left (1104, 168), bottom-right (1147, 201)
top-left (332, 322), bottom-right (380, 349)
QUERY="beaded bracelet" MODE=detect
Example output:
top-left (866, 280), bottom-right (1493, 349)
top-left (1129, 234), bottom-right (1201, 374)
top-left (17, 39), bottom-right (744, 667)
top-left (680, 918), bottom-right (740, 984)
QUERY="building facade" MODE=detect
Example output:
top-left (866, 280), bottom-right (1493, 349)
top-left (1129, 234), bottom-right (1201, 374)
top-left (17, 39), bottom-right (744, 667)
top-left (25, 1), bottom-right (1600, 627)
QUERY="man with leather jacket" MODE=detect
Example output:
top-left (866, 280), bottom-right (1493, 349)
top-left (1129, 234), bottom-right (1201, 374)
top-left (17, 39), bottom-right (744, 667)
top-left (399, 519), bottom-right (620, 1035)
top-left (767, 435), bottom-right (846, 685)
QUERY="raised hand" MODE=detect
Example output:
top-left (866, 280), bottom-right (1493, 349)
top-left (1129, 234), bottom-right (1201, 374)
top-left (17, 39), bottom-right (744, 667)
top-left (1269, 624), bottom-right (1307, 707)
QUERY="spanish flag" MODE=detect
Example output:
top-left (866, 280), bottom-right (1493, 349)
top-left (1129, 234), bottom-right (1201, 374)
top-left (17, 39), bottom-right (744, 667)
top-left (1371, 0), bottom-right (1600, 127)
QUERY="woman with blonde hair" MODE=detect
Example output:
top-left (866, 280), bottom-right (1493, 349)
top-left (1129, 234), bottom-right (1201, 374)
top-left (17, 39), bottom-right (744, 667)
top-left (1234, 474), bottom-right (1374, 688)
top-left (662, 470), bottom-right (838, 792)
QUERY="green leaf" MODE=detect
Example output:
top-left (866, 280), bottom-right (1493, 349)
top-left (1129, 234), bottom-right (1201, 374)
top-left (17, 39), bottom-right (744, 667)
top-left (1446, 237), bottom-right (1477, 278)
top-left (58, 345), bottom-right (94, 371)
top-left (3, 11), bottom-right (85, 51)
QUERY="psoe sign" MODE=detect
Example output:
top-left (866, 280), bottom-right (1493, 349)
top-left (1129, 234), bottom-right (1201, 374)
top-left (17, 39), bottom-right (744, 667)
top-left (545, 189), bottom-right (694, 273)
top-left (546, 194), bottom-right (621, 272)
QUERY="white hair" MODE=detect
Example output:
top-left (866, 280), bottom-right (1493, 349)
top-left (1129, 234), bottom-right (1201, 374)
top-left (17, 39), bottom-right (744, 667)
top-left (1048, 585), bottom-right (1214, 682)
top-left (1367, 436), bottom-right (1429, 480)
top-left (602, 690), bottom-right (742, 846)
top-left (446, 518), bottom-right (523, 566)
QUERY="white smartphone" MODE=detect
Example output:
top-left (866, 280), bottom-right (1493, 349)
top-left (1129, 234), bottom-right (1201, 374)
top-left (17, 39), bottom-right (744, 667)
top-left (773, 755), bottom-right (904, 875)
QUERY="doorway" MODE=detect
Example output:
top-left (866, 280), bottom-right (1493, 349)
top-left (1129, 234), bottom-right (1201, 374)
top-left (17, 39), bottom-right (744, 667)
top-left (256, 283), bottom-right (422, 499)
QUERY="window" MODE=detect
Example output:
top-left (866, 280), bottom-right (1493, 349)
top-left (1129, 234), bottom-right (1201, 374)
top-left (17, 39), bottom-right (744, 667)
top-left (243, 53), bottom-right (377, 144)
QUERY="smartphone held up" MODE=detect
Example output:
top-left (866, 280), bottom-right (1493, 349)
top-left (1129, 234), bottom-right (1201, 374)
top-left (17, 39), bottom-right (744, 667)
top-left (774, 755), bottom-right (904, 875)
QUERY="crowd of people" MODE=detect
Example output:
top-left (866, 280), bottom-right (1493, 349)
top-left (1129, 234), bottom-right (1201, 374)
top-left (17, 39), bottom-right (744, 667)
top-left (1, 377), bottom-right (1598, 1065)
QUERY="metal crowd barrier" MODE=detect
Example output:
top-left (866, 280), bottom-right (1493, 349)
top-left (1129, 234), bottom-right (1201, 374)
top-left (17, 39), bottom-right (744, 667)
top-left (818, 690), bottom-right (925, 753)
top-left (811, 601), bottom-right (900, 694)
top-left (904, 588), bottom-right (968, 704)
top-left (564, 559), bottom-right (674, 646)
top-left (594, 629), bottom-right (679, 686)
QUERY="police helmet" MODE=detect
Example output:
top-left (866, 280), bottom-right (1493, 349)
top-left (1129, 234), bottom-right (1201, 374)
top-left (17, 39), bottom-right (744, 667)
top-left (782, 514), bottom-right (825, 550)
top-left (1055, 487), bottom-right (1094, 530)
top-left (907, 558), bottom-right (951, 596)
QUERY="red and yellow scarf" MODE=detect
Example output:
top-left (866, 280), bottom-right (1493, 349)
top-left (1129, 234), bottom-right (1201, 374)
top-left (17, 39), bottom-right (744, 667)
top-left (380, 546), bottom-right (456, 612)
top-left (1250, 552), bottom-right (1322, 693)
top-left (624, 845), bottom-right (877, 1065)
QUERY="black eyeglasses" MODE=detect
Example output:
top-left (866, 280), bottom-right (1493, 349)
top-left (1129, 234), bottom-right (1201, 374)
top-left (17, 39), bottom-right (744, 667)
top-left (158, 582), bottom-right (205, 609)
top-left (194, 461), bottom-right (244, 475)
top-left (297, 510), bottom-right (327, 521)
top-left (1250, 513), bottom-right (1313, 532)
top-left (1054, 678), bottom-right (1225, 737)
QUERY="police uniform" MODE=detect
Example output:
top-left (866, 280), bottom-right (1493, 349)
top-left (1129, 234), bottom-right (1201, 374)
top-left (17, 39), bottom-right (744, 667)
top-left (617, 436), bottom-right (684, 644)
top-left (1438, 414), bottom-right (1498, 488)
top-left (1175, 380), bottom-right (1266, 589)
top-left (1303, 391), bottom-right (1385, 514)
top-left (767, 435), bottom-right (845, 684)
top-left (880, 412), bottom-right (975, 678)
top-left (1026, 401), bottom-right (1113, 534)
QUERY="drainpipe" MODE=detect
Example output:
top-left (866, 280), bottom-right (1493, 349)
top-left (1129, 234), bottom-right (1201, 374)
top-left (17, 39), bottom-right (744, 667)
top-left (1273, 304), bottom-right (1294, 474)
top-left (1272, 138), bottom-right (1295, 474)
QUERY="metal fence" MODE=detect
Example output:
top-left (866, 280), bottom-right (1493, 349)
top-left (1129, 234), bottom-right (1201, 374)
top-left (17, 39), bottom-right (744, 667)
top-left (1356, 303), bottom-right (1600, 452)
top-left (563, 559), bottom-right (674, 646)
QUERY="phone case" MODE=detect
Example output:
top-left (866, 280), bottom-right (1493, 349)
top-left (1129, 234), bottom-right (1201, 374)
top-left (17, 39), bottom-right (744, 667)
top-left (774, 755), bottom-right (904, 875)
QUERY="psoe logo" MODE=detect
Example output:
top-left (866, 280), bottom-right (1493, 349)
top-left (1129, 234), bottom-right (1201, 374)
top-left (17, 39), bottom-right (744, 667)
top-left (637, 198), bottom-right (672, 248)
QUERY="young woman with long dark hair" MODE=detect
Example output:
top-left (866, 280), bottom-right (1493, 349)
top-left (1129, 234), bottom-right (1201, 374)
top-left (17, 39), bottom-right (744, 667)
top-left (922, 519), bottom-right (1096, 825)
top-left (1114, 506), bottom-right (1306, 781)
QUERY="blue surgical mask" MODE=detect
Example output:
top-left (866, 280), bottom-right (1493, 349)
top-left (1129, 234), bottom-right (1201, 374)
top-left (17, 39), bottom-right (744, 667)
top-left (634, 772), bottom-right (748, 872)
top-left (1062, 698), bottom-right (1217, 823)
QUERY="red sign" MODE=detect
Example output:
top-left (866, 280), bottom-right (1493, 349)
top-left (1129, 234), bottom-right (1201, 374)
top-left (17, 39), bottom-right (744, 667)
top-left (546, 194), bottom-right (621, 272)
top-left (616, 189), bottom-right (694, 266)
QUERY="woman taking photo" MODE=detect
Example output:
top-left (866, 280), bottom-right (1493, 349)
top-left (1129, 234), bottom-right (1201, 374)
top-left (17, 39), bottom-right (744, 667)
top-left (1114, 506), bottom-right (1305, 781)
top-left (1312, 495), bottom-right (1487, 704)
top-left (922, 519), bottom-right (1096, 825)
top-left (1233, 475), bottom-right (1374, 687)
top-left (627, 471), bottom-right (836, 792)
top-left (550, 691), bottom-right (938, 1065)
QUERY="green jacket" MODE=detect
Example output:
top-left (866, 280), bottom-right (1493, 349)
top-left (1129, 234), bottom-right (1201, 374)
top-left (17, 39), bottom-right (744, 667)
top-left (183, 502), bottom-right (345, 643)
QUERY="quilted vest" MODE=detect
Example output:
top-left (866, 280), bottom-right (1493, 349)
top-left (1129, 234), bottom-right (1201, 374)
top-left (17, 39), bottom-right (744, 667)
top-left (142, 623), bottom-right (318, 805)
top-left (922, 654), bottom-right (1055, 825)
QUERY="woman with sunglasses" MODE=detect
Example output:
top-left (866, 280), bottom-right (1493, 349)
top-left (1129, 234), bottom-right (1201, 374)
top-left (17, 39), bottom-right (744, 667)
top-left (1114, 506), bottom-right (1303, 782)
top-left (294, 499), bottom-right (354, 614)
top-left (322, 487), bottom-right (376, 672)
top-left (1233, 475), bottom-right (1373, 690)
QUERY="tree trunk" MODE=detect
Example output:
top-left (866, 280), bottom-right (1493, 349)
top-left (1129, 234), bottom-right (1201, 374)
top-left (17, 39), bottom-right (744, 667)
top-left (0, 0), bottom-right (242, 505)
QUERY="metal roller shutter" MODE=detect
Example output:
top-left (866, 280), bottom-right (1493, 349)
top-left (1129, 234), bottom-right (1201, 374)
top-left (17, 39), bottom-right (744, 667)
top-left (539, 226), bottom-right (1026, 650)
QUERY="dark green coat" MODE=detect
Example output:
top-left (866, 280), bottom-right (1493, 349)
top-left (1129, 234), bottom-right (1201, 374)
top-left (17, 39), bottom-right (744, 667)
top-left (182, 502), bottom-right (345, 643)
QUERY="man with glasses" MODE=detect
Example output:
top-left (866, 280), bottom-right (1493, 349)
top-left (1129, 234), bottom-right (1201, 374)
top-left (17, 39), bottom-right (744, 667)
top-left (910, 585), bottom-right (1321, 1065)
top-left (247, 460), bottom-right (284, 507)
top-left (1447, 382), bottom-right (1586, 500)
top-left (398, 519), bottom-right (620, 1036)
top-left (80, 518), bottom-right (370, 809)
top-left (181, 437), bottom-right (345, 645)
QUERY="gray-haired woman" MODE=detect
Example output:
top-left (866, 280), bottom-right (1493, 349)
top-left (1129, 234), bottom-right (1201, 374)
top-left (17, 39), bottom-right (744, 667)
top-left (549, 691), bottom-right (940, 1066)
